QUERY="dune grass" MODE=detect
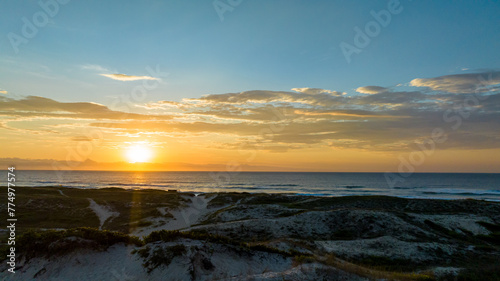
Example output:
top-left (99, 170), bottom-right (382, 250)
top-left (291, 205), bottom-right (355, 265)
top-left (3, 227), bottom-right (143, 261)
top-left (143, 229), bottom-right (294, 257)
top-left (2, 187), bottom-right (500, 280)
top-left (137, 244), bottom-right (187, 273)
top-left (0, 186), bottom-right (186, 233)
top-left (320, 254), bottom-right (435, 281)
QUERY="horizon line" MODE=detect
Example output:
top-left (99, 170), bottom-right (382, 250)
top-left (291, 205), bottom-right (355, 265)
top-left (10, 169), bottom-right (500, 174)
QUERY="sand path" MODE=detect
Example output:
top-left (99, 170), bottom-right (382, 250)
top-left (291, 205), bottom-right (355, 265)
top-left (132, 194), bottom-right (218, 237)
top-left (87, 199), bottom-right (119, 229)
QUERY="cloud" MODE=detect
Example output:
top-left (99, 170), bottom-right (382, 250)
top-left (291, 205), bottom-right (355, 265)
top-left (291, 88), bottom-right (345, 96)
top-left (410, 71), bottom-right (500, 93)
top-left (0, 95), bottom-right (171, 121)
top-left (136, 100), bottom-right (184, 110)
top-left (0, 157), bottom-right (287, 171)
top-left (187, 90), bottom-right (347, 107)
top-left (356, 86), bottom-right (387, 94)
top-left (2, 71), bottom-right (500, 152)
top-left (81, 64), bottom-right (110, 72)
top-left (70, 136), bottom-right (93, 142)
top-left (357, 91), bottom-right (426, 105)
top-left (0, 90), bottom-right (7, 94)
top-left (100, 73), bottom-right (159, 81)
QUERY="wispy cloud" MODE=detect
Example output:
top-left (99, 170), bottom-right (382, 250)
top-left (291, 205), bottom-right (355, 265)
top-left (99, 73), bottom-right (159, 81)
top-left (80, 64), bottom-right (110, 73)
top-left (356, 86), bottom-right (387, 94)
top-left (410, 72), bottom-right (500, 93)
top-left (81, 64), bottom-right (160, 81)
top-left (291, 88), bottom-right (345, 96)
top-left (2, 71), bottom-right (499, 152)
top-left (0, 95), bottom-right (171, 120)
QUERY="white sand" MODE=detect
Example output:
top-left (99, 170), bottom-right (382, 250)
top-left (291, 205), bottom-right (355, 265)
top-left (317, 236), bottom-right (459, 263)
top-left (132, 195), bottom-right (224, 237)
top-left (4, 194), bottom-right (497, 280)
top-left (58, 189), bottom-right (68, 197)
top-left (3, 240), bottom-right (321, 281)
top-left (409, 213), bottom-right (493, 235)
top-left (87, 199), bottom-right (119, 229)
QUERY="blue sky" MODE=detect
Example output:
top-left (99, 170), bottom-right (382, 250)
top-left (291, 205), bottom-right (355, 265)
top-left (2, 0), bottom-right (499, 105)
top-left (2, 0), bottom-right (500, 172)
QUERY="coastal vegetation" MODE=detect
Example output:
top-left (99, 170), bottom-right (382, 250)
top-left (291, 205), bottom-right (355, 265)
top-left (1, 186), bottom-right (500, 280)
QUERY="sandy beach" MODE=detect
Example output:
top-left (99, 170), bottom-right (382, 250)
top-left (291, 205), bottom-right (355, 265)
top-left (1, 186), bottom-right (500, 280)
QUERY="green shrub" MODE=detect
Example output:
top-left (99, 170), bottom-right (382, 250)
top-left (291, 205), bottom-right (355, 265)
top-left (332, 229), bottom-right (357, 240)
top-left (247, 244), bottom-right (292, 256)
top-left (477, 221), bottom-right (500, 232)
top-left (357, 255), bottom-right (418, 272)
top-left (142, 244), bottom-right (187, 273)
top-left (294, 255), bottom-right (315, 264)
top-left (456, 264), bottom-right (500, 281)
top-left (144, 230), bottom-right (235, 246)
top-left (143, 230), bottom-right (294, 257)
top-left (17, 227), bottom-right (143, 260)
top-left (475, 232), bottom-right (500, 245)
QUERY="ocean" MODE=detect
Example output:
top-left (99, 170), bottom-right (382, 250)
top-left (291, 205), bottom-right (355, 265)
top-left (8, 170), bottom-right (500, 201)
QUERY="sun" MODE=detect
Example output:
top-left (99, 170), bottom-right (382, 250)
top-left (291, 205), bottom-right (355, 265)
top-left (126, 144), bottom-right (152, 163)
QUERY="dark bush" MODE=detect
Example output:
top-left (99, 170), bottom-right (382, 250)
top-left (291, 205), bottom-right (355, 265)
top-left (17, 227), bottom-right (143, 260)
top-left (142, 244), bottom-right (187, 273)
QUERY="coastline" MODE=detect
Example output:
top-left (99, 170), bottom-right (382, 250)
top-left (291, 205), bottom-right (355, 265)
top-left (1, 186), bottom-right (500, 280)
top-left (13, 170), bottom-right (500, 202)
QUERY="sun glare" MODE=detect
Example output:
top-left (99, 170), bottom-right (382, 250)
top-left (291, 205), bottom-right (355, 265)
top-left (126, 144), bottom-right (152, 163)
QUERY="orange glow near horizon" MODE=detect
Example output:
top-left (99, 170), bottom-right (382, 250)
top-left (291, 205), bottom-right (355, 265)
top-left (126, 144), bottom-right (153, 163)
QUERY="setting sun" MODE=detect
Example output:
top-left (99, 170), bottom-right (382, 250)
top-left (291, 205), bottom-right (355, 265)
top-left (126, 144), bottom-right (153, 163)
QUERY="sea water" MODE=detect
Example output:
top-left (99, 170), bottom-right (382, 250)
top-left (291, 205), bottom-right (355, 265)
top-left (9, 170), bottom-right (500, 201)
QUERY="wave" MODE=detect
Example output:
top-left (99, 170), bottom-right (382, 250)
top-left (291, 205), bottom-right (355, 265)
top-left (268, 184), bottom-right (300, 187)
top-left (224, 186), bottom-right (262, 190)
top-left (393, 186), bottom-right (430, 190)
top-left (422, 189), bottom-right (500, 196)
top-left (158, 181), bottom-right (203, 184)
top-left (295, 193), bottom-right (332, 197)
top-left (343, 185), bottom-right (364, 189)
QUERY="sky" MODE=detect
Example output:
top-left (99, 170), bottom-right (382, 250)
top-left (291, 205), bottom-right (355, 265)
top-left (1, 0), bottom-right (500, 172)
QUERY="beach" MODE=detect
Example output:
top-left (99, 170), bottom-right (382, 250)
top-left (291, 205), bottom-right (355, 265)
top-left (14, 170), bottom-right (500, 201)
top-left (4, 0), bottom-right (500, 279)
top-left (1, 186), bottom-right (499, 280)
